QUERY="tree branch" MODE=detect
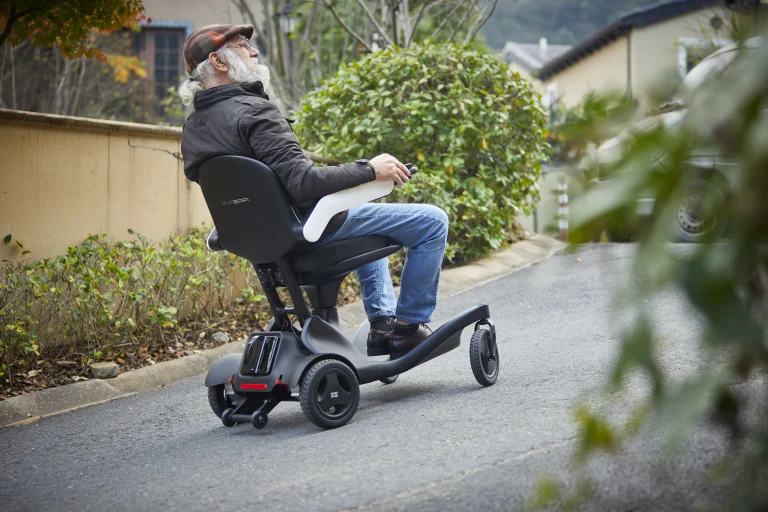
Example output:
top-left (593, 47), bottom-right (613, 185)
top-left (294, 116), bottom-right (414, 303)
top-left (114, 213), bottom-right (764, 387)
top-left (309, 151), bottom-right (340, 165)
top-left (353, 0), bottom-right (394, 45)
top-left (69, 57), bottom-right (87, 116)
top-left (430, 0), bottom-right (467, 40)
top-left (9, 42), bottom-right (16, 110)
top-left (399, 0), bottom-right (411, 47)
top-left (0, 5), bottom-right (40, 49)
top-left (0, 5), bottom-right (18, 49)
top-left (464, 0), bottom-right (497, 44)
top-left (0, 44), bottom-right (6, 108)
top-left (322, 0), bottom-right (371, 52)
top-left (293, 1), bottom-right (319, 94)
top-left (448, 0), bottom-right (480, 43)
top-left (407, 0), bottom-right (442, 47)
top-left (54, 58), bottom-right (71, 115)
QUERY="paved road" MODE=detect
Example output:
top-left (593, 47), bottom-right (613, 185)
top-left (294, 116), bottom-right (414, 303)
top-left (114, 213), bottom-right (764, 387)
top-left (0, 245), bottom-right (735, 511)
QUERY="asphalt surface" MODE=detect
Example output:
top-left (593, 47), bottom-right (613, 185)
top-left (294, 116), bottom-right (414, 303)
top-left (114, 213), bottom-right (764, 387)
top-left (0, 244), bottom-right (741, 511)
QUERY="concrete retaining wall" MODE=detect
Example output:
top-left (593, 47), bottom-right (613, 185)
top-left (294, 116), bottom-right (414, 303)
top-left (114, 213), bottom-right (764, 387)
top-left (0, 109), bottom-right (211, 260)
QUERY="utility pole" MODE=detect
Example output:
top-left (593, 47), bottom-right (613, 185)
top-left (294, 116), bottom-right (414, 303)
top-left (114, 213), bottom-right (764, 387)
top-left (558, 177), bottom-right (569, 242)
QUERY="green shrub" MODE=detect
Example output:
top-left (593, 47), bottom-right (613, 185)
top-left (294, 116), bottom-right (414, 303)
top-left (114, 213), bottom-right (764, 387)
top-left (294, 43), bottom-right (547, 263)
top-left (0, 229), bottom-right (362, 393)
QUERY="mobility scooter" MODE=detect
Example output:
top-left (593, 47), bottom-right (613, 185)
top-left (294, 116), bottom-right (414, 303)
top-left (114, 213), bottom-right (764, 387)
top-left (200, 156), bottom-right (499, 430)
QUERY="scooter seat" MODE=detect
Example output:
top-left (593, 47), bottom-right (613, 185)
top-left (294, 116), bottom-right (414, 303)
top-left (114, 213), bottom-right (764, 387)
top-left (289, 236), bottom-right (402, 284)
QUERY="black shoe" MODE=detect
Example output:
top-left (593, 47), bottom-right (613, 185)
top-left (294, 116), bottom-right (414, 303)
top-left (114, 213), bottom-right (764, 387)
top-left (367, 317), bottom-right (395, 356)
top-left (389, 323), bottom-right (433, 359)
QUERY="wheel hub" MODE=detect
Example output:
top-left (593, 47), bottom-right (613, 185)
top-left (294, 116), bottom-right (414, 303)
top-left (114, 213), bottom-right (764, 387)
top-left (677, 192), bottom-right (716, 235)
top-left (317, 371), bottom-right (353, 419)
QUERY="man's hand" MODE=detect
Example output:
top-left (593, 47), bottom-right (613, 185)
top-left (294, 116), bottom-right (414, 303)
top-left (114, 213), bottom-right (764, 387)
top-left (370, 153), bottom-right (411, 185)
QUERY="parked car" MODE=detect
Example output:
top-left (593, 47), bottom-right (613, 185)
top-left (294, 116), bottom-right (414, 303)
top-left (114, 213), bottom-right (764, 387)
top-left (589, 37), bottom-right (761, 242)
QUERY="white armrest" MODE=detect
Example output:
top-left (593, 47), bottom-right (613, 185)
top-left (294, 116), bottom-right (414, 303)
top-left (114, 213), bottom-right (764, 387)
top-left (207, 227), bottom-right (224, 251)
top-left (302, 180), bottom-right (394, 242)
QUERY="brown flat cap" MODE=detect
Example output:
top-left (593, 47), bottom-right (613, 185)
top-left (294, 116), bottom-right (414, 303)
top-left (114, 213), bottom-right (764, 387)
top-left (183, 24), bottom-right (254, 74)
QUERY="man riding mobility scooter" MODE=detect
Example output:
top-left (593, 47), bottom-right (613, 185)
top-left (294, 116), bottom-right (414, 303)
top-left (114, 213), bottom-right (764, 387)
top-left (200, 156), bottom-right (500, 430)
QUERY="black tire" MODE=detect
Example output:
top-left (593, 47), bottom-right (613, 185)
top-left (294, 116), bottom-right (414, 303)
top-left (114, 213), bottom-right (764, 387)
top-left (380, 375), bottom-right (399, 385)
top-left (221, 409), bottom-right (236, 428)
top-left (207, 384), bottom-right (231, 418)
top-left (470, 329), bottom-right (499, 387)
top-left (251, 411), bottom-right (268, 429)
top-left (673, 177), bottom-right (727, 243)
top-left (300, 359), bottom-right (360, 429)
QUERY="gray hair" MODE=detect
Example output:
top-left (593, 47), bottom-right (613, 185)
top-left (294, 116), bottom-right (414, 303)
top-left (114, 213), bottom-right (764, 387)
top-left (178, 46), bottom-right (241, 107)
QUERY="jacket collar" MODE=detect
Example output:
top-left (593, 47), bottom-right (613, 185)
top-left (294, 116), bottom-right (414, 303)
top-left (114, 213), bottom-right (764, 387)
top-left (193, 81), bottom-right (269, 110)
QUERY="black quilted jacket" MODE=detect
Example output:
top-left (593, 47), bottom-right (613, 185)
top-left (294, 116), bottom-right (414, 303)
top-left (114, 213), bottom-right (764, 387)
top-left (181, 81), bottom-right (375, 236)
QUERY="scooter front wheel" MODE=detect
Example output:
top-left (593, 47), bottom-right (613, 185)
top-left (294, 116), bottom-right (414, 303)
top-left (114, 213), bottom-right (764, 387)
top-left (470, 328), bottom-right (499, 386)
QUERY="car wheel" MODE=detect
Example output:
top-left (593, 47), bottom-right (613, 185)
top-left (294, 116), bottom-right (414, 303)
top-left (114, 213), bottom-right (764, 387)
top-left (674, 177), bottom-right (727, 243)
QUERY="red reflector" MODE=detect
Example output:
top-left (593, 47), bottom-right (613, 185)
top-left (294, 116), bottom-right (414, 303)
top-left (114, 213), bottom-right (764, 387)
top-left (275, 379), bottom-right (282, 385)
top-left (228, 378), bottom-right (233, 384)
top-left (241, 383), bottom-right (267, 390)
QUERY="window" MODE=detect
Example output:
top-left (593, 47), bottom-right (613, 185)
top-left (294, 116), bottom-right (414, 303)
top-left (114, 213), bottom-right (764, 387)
top-left (152, 31), bottom-right (184, 101)
top-left (543, 82), bottom-right (560, 125)
top-left (677, 37), bottom-right (732, 77)
top-left (130, 27), bottom-right (185, 116)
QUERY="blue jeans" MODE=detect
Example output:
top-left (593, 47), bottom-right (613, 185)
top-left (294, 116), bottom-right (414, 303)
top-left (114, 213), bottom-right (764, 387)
top-left (317, 203), bottom-right (449, 324)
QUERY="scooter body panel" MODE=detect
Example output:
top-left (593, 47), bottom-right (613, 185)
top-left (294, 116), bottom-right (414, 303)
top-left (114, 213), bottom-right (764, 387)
top-left (230, 331), bottom-right (315, 393)
top-left (207, 304), bottom-right (491, 391)
top-left (204, 353), bottom-right (242, 387)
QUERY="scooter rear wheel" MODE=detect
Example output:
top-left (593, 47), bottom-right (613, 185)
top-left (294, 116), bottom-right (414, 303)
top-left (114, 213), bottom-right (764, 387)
top-left (300, 359), bottom-right (360, 429)
top-left (470, 328), bottom-right (499, 386)
top-left (208, 384), bottom-right (242, 418)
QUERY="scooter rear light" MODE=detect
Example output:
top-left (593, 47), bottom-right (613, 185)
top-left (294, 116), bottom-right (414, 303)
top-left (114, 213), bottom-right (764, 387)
top-left (240, 383), bottom-right (268, 390)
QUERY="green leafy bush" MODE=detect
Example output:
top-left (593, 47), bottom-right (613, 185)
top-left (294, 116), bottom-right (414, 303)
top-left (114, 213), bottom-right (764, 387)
top-left (0, 229), bottom-right (361, 395)
top-left (294, 43), bottom-right (547, 263)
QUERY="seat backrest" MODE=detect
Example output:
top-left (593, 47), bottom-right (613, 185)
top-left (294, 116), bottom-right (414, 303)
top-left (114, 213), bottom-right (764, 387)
top-left (198, 155), bottom-right (303, 264)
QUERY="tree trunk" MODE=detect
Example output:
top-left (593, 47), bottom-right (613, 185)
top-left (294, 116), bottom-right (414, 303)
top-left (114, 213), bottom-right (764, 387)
top-left (0, 5), bottom-right (18, 50)
top-left (0, 44), bottom-right (7, 108)
top-left (9, 43), bottom-right (16, 110)
top-left (54, 58), bottom-right (72, 115)
top-left (69, 57), bottom-right (87, 116)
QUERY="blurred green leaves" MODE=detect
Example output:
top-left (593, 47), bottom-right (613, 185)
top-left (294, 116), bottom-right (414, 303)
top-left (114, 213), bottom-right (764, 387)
top-left (536, 29), bottom-right (768, 510)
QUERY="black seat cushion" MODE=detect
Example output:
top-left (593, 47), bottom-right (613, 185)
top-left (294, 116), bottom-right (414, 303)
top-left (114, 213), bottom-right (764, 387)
top-left (289, 236), bottom-right (399, 273)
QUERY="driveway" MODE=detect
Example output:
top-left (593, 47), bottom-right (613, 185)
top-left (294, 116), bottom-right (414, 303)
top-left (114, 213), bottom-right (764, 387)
top-left (0, 244), bottom-right (735, 511)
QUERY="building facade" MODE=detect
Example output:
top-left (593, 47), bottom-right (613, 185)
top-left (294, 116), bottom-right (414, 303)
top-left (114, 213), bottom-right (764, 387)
top-left (538, 0), bottom-right (734, 109)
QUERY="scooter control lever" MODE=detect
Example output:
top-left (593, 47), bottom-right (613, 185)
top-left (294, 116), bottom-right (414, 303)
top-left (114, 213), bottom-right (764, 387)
top-left (404, 162), bottom-right (418, 175)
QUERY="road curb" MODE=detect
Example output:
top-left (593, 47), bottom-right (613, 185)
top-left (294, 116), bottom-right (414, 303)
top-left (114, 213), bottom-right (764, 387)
top-left (0, 233), bottom-right (564, 428)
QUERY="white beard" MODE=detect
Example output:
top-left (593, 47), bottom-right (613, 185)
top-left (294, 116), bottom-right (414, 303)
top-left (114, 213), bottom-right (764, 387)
top-left (226, 54), bottom-right (271, 92)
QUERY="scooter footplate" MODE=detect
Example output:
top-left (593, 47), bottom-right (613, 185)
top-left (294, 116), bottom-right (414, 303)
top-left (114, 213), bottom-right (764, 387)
top-left (421, 329), bottom-right (462, 363)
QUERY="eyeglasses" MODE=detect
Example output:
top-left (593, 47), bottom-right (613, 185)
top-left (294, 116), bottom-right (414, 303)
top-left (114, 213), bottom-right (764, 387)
top-left (227, 39), bottom-right (255, 51)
